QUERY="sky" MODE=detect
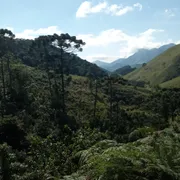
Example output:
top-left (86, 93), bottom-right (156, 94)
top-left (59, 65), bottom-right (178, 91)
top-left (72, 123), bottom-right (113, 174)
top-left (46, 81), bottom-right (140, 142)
top-left (1, 0), bottom-right (180, 62)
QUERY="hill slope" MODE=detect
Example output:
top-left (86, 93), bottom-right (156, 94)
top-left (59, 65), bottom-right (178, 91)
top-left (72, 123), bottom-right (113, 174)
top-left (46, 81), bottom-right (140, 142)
top-left (114, 65), bottom-right (136, 75)
top-left (160, 76), bottom-right (180, 88)
top-left (125, 44), bottom-right (180, 86)
top-left (11, 39), bottom-right (107, 78)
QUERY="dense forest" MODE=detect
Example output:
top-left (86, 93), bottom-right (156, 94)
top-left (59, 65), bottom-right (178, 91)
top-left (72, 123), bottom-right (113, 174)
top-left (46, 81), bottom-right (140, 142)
top-left (0, 29), bottom-right (180, 180)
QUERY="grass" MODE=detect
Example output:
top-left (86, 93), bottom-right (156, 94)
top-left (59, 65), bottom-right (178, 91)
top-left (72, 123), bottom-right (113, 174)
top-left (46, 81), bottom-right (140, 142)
top-left (160, 76), bottom-right (180, 88)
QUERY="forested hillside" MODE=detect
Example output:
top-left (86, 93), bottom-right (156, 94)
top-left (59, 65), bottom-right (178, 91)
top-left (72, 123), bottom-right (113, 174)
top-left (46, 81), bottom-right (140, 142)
top-left (114, 65), bottom-right (136, 75)
top-left (8, 37), bottom-right (107, 78)
top-left (0, 29), bottom-right (180, 180)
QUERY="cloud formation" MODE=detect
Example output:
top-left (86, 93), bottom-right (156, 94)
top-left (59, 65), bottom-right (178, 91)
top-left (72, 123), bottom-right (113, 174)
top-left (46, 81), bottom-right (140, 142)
top-left (15, 26), bottom-right (62, 39)
top-left (78, 28), bottom-right (174, 62)
top-left (76, 1), bottom-right (142, 18)
top-left (76, 1), bottom-right (107, 18)
top-left (85, 54), bottom-right (120, 62)
top-left (6, 26), bottom-right (178, 63)
top-left (164, 9), bottom-right (175, 18)
top-left (78, 29), bottom-right (164, 52)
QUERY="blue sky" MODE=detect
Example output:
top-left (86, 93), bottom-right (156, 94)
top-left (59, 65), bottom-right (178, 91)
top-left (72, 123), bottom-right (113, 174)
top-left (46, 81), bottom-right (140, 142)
top-left (1, 0), bottom-right (180, 62)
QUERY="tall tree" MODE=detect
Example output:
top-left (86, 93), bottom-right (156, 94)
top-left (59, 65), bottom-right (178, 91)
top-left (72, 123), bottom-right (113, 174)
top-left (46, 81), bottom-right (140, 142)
top-left (0, 149), bottom-right (10, 180)
top-left (31, 34), bottom-right (85, 114)
top-left (0, 29), bottom-right (15, 118)
top-left (6, 54), bottom-right (13, 93)
top-left (30, 36), bottom-right (54, 98)
top-left (93, 79), bottom-right (98, 122)
top-left (108, 76), bottom-right (113, 120)
top-left (0, 57), bottom-right (6, 118)
top-left (51, 33), bottom-right (85, 113)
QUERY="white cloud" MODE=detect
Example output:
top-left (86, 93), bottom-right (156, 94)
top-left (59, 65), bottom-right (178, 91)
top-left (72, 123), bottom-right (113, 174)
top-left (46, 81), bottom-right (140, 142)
top-left (107, 3), bottom-right (142, 16)
top-left (84, 54), bottom-right (120, 62)
top-left (15, 26), bottom-right (62, 39)
top-left (5, 27), bottom-right (14, 32)
top-left (176, 40), bottom-right (180, 44)
top-left (77, 29), bottom-right (129, 47)
top-left (76, 1), bottom-right (107, 18)
top-left (76, 1), bottom-right (143, 18)
top-left (78, 28), bottom-right (174, 62)
top-left (109, 6), bottom-right (133, 16)
top-left (6, 26), bottom-right (179, 63)
top-left (134, 3), bottom-right (143, 11)
top-left (164, 9), bottom-right (175, 17)
top-left (78, 28), bottom-right (164, 50)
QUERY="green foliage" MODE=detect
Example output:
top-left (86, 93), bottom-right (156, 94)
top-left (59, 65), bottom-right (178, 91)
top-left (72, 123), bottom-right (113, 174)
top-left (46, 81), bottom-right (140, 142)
top-left (128, 126), bottom-right (154, 142)
top-left (114, 65), bottom-right (136, 75)
top-left (75, 128), bottom-right (180, 180)
top-left (0, 28), bottom-right (180, 180)
top-left (10, 38), bottom-right (107, 78)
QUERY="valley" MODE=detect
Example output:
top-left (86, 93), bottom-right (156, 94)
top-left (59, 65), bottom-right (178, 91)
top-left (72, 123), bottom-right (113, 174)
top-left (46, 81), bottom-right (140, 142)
top-left (0, 29), bottom-right (180, 180)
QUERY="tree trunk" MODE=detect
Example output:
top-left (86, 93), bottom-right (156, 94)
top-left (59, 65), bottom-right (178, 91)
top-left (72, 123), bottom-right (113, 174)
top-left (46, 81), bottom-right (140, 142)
top-left (44, 48), bottom-right (52, 99)
top-left (116, 101), bottom-right (119, 122)
top-left (60, 47), bottom-right (65, 113)
top-left (47, 69), bottom-right (52, 98)
top-left (93, 80), bottom-right (98, 121)
top-left (0, 151), bottom-right (10, 180)
top-left (6, 55), bottom-right (12, 92)
top-left (0, 58), bottom-right (6, 118)
top-left (109, 77), bottom-right (113, 120)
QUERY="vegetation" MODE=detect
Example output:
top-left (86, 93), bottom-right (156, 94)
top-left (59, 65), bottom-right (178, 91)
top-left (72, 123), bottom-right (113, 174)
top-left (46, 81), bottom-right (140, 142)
top-left (0, 29), bottom-right (180, 179)
top-left (160, 76), bottom-right (180, 88)
top-left (114, 65), bottom-right (136, 76)
top-left (10, 37), bottom-right (107, 78)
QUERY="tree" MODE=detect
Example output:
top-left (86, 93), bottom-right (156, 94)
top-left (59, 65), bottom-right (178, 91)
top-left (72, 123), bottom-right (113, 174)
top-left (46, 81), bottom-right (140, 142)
top-left (51, 33), bottom-right (85, 113)
top-left (93, 80), bottom-right (98, 121)
top-left (0, 56), bottom-right (6, 118)
top-left (108, 76), bottom-right (113, 120)
top-left (0, 145), bottom-right (11, 180)
top-left (30, 33), bottom-right (85, 130)
top-left (0, 29), bottom-right (15, 118)
top-left (30, 35), bottom-right (54, 98)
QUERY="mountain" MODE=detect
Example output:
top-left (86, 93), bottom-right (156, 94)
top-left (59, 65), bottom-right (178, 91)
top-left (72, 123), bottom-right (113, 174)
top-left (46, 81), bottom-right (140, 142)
top-left (93, 60), bottom-right (110, 69)
top-left (120, 43), bottom-right (175, 66)
top-left (93, 58), bottom-right (126, 71)
top-left (124, 44), bottom-right (180, 87)
top-left (114, 65), bottom-right (136, 76)
top-left (94, 43), bottom-right (175, 71)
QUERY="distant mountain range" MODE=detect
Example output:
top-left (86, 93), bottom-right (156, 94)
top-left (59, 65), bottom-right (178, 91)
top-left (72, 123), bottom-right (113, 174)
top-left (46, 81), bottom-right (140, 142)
top-left (125, 44), bottom-right (180, 88)
top-left (93, 43), bottom-right (175, 72)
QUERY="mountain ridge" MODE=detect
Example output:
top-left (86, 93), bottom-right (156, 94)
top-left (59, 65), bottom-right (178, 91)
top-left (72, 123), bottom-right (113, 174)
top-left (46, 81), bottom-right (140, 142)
top-left (93, 43), bottom-right (175, 71)
top-left (124, 44), bottom-right (180, 86)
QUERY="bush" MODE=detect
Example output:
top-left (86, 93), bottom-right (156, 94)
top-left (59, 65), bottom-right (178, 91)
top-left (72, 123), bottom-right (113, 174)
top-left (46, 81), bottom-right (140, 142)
top-left (128, 126), bottom-right (154, 142)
